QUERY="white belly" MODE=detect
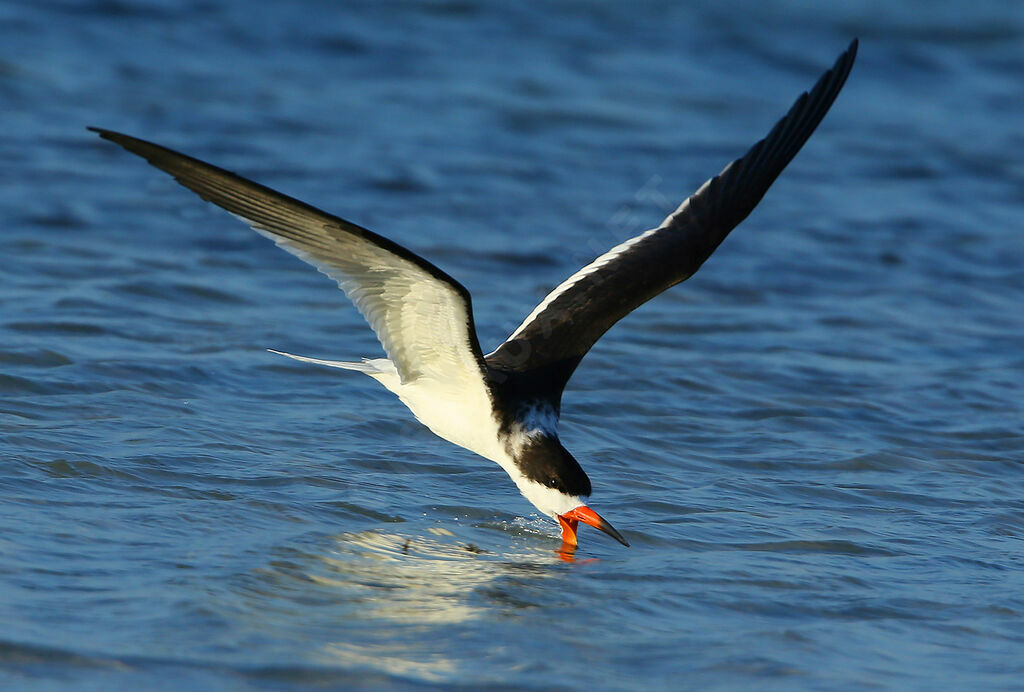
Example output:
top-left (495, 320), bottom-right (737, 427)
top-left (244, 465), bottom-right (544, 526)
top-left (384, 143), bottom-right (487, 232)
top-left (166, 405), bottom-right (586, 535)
top-left (367, 361), bottom-right (509, 465)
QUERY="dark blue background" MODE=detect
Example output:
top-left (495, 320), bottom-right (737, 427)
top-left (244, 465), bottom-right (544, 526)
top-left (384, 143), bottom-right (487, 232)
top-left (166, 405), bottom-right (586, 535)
top-left (2, 1), bottom-right (1022, 689)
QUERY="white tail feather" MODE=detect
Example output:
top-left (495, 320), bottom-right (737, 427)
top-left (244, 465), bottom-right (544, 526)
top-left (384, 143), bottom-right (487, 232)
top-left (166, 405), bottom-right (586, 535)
top-left (267, 349), bottom-right (381, 372)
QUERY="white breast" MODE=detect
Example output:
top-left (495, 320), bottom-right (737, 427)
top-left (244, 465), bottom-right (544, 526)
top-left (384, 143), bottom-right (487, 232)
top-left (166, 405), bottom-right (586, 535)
top-left (367, 359), bottom-right (582, 518)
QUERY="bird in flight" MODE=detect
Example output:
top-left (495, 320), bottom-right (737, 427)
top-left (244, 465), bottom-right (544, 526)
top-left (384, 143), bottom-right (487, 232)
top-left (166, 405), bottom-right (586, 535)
top-left (91, 40), bottom-right (856, 551)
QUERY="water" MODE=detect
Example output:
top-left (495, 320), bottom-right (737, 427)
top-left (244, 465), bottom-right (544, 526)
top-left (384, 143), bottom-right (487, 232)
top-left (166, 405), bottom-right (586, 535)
top-left (2, 1), bottom-right (1023, 688)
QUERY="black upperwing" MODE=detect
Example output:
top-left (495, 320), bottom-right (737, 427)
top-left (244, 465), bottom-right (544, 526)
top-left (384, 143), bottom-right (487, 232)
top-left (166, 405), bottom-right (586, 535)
top-left (485, 40), bottom-right (857, 406)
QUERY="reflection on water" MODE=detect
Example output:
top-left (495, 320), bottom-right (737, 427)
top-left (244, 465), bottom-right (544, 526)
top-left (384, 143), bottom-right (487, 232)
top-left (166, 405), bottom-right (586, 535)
top-left (318, 641), bottom-right (457, 683)
top-left (314, 529), bottom-right (501, 625)
top-left (243, 527), bottom-right (569, 681)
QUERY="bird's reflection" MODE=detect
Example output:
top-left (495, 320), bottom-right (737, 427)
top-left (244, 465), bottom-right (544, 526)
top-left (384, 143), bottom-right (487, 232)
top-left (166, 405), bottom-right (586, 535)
top-left (304, 526), bottom-right (581, 621)
top-left (236, 524), bottom-right (596, 680)
top-left (556, 543), bottom-right (599, 564)
top-left (295, 527), bottom-right (571, 676)
top-left (309, 530), bottom-right (497, 625)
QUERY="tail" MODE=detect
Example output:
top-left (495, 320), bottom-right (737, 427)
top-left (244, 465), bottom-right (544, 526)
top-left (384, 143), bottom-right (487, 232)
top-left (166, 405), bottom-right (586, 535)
top-left (267, 349), bottom-right (385, 373)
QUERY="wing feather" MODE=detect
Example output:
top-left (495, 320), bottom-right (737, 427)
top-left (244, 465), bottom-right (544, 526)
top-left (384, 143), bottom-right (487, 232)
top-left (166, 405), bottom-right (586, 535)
top-left (90, 128), bottom-right (485, 385)
top-left (486, 40), bottom-right (858, 396)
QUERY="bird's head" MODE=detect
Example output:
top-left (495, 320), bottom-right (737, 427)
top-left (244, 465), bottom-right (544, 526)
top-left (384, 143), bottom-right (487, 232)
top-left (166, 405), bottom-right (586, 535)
top-left (510, 435), bottom-right (630, 548)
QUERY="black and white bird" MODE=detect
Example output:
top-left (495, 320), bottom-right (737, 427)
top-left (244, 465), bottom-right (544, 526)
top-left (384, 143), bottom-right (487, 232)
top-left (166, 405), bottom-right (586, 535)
top-left (91, 40), bottom-right (856, 549)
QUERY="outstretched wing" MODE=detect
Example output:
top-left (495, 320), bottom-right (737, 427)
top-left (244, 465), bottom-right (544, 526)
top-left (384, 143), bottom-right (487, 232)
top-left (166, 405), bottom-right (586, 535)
top-left (90, 128), bottom-right (486, 385)
top-left (485, 40), bottom-right (857, 396)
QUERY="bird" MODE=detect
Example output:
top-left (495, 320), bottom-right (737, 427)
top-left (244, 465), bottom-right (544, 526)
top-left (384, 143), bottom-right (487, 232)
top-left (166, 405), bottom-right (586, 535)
top-left (90, 39), bottom-right (856, 550)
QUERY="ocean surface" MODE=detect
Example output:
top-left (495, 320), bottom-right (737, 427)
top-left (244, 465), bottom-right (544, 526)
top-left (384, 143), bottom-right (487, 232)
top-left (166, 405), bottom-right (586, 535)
top-left (2, 1), bottom-right (1023, 689)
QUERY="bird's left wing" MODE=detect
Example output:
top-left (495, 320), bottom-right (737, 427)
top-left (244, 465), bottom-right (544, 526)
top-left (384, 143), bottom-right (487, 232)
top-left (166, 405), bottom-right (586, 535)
top-left (90, 128), bottom-right (486, 385)
top-left (486, 40), bottom-right (857, 396)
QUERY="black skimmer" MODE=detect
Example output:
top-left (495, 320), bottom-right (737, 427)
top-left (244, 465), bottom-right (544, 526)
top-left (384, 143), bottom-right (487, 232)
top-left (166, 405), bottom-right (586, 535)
top-left (90, 40), bottom-right (856, 550)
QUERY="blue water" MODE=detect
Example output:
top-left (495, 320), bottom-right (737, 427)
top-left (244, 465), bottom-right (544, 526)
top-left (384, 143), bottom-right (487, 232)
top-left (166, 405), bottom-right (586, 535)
top-left (3, 1), bottom-right (1023, 689)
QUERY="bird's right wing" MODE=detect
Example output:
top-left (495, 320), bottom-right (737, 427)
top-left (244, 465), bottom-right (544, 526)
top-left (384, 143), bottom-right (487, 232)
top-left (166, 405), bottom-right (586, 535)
top-left (486, 40), bottom-right (857, 396)
top-left (90, 128), bottom-right (487, 386)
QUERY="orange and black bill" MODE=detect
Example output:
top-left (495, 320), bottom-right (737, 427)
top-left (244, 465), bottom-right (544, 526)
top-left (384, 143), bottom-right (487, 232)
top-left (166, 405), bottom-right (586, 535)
top-left (558, 506), bottom-right (629, 547)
